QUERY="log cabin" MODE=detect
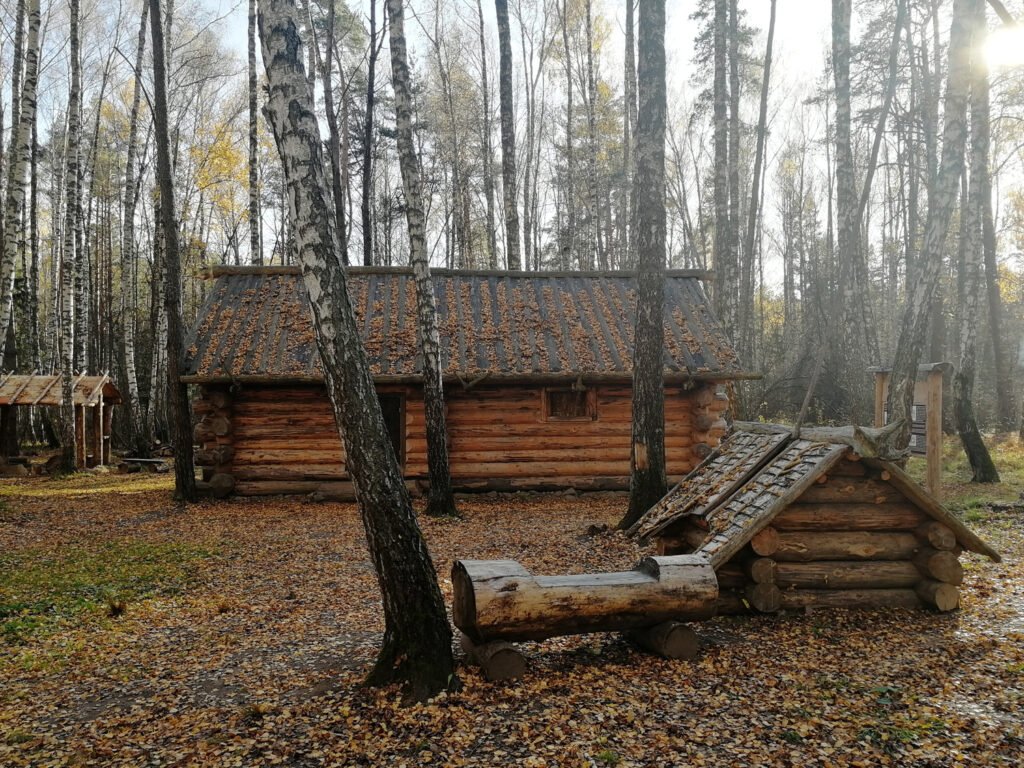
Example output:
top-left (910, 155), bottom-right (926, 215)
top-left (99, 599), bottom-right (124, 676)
top-left (182, 266), bottom-right (753, 498)
top-left (630, 425), bottom-right (1000, 613)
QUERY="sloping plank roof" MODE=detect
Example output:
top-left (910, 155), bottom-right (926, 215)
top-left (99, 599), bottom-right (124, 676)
top-left (630, 430), bottom-right (788, 541)
top-left (630, 424), bottom-right (1000, 566)
top-left (0, 374), bottom-right (122, 406)
top-left (182, 267), bottom-right (749, 382)
top-left (698, 441), bottom-right (848, 567)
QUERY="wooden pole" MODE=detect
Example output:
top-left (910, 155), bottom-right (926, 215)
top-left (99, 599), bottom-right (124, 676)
top-left (873, 371), bottom-right (889, 428)
top-left (102, 403), bottom-right (113, 464)
top-left (90, 404), bottom-right (101, 467)
top-left (75, 405), bottom-right (86, 468)
top-left (926, 369), bottom-right (943, 499)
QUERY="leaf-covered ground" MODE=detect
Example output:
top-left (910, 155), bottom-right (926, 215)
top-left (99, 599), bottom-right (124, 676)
top-left (1, 452), bottom-right (1022, 767)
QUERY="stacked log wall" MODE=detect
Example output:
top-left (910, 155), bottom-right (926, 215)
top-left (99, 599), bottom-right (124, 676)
top-left (661, 457), bottom-right (966, 613)
top-left (193, 385), bottom-right (236, 497)
top-left (193, 381), bottom-right (729, 496)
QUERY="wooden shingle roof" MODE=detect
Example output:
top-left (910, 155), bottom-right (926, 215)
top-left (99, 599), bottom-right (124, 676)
top-left (631, 426), bottom-right (1001, 565)
top-left (0, 373), bottom-right (122, 407)
top-left (182, 266), bottom-right (750, 383)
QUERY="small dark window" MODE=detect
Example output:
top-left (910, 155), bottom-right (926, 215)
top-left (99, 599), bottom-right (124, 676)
top-left (545, 388), bottom-right (595, 421)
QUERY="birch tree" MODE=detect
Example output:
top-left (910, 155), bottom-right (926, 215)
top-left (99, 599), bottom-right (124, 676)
top-left (887, 0), bottom-right (973, 447)
top-left (257, 0), bottom-right (456, 700)
top-left (620, 0), bottom-right (666, 530)
top-left (386, 0), bottom-right (458, 518)
top-left (249, 0), bottom-right (262, 265)
top-left (0, 0), bottom-right (39, 363)
top-left (953, 0), bottom-right (998, 482)
top-left (150, 0), bottom-right (196, 501)
top-left (495, 0), bottom-right (521, 269)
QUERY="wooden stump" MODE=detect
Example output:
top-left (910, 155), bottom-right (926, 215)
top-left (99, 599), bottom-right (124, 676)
top-left (627, 621), bottom-right (700, 660)
top-left (459, 633), bottom-right (526, 681)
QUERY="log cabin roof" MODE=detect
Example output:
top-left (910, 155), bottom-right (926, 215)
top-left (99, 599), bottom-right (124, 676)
top-left (182, 266), bottom-right (750, 383)
top-left (630, 427), bottom-right (1001, 565)
top-left (0, 373), bottom-right (122, 407)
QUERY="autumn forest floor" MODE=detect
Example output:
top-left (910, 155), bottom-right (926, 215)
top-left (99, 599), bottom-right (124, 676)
top-left (1, 438), bottom-right (1023, 767)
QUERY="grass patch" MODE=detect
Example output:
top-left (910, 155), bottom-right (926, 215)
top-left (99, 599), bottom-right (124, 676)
top-left (0, 473), bottom-right (173, 499)
top-left (0, 540), bottom-right (214, 645)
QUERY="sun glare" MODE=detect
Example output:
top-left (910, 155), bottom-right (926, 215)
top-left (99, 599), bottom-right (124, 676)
top-left (985, 25), bottom-right (1024, 70)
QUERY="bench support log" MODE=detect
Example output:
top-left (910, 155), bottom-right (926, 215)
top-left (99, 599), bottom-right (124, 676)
top-left (459, 633), bottom-right (527, 681)
top-left (627, 621), bottom-right (699, 660)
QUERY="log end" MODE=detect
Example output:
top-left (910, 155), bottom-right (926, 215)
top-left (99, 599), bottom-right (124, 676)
top-left (459, 634), bottom-right (527, 681)
top-left (628, 621), bottom-right (700, 660)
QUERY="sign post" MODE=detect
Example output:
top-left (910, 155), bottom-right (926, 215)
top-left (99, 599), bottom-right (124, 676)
top-left (870, 363), bottom-right (950, 500)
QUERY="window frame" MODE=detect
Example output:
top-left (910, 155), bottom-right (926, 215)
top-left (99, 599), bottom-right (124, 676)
top-left (541, 387), bottom-right (598, 422)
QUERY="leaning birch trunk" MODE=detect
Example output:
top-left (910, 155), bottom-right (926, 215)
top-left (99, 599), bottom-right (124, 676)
top-left (59, 0), bottom-right (82, 473)
top-left (887, 0), bottom-right (973, 445)
top-left (121, 0), bottom-right (149, 456)
top-left (620, 0), bottom-right (667, 530)
top-left (257, 0), bottom-right (456, 701)
top-left (248, 0), bottom-right (262, 265)
top-left (475, 0), bottom-right (498, 268)
top-left (953, 0), bottom-right (998, 482)
top-left (149, 0), bottom-right (196, 502)
top-left (495, 0), bottom-right (520, 269)
top-left (0, 0), bottom-right (40, 362)
top-left (386, 0), bottom-right (457, 518)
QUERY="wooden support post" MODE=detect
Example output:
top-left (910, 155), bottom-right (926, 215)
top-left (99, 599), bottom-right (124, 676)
top-left (102, 404), bottom-right (113, 465)
top-left (925, 369), bottom-right (943, 499)
top-left (873, 371), bottom-right (889, 428)
top-left (627, 621), bottom-right (700, 660)
top-left (75, 405), bottom-right (87, 469)
top-left (90, 405), bottom-right (102, 468)
top-left (459, 633), bottom-right (526, 681)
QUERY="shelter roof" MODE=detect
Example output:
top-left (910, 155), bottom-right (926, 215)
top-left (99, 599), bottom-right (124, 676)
top-left (0, 374), bottom-right (122, 407)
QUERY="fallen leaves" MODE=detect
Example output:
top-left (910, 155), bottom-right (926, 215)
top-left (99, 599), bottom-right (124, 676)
top-left (0, 472), bottom-right (1021, 766)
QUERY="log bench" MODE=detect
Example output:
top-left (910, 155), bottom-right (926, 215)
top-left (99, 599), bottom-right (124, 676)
top-left (451, 555), bottom-right (718, 680)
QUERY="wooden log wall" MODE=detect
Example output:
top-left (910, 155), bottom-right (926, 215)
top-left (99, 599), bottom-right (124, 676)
top-left (192, 385), bottom-right (236, 498)
top-left (198, 381), bottom-right (729, 496)
top-left (660, 456), bottom-right (966, 613)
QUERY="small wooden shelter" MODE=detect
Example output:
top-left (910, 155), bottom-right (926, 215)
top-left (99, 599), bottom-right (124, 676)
top-left (182, 266), bottom-right (754, 498)
top-left (0, 373), bottom-right (122, 468)
top-left (631, 424), bottom-right (999, 614)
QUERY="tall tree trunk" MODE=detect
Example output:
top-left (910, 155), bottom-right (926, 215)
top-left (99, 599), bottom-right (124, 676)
top-left (319, 0), bottom-right (348, 264)
top-left (711, 0), bottom-right (732, 335)
top-left (60, 0), bottom-right (81, 472)
top-left (622, 0), bottom-right (636, 265)
top-left (475, 0), bottom-right (498, 268)
top-left (742, 0), bottom-right (775, 289)
top-left (833, 0), bottom-right (868, 383)
top-left (953, 0), bottom-right (998, 482)
top-left (249, 0), bottom-right (262, 265)
top-left (387, 0), bottom-right (457, 517)
top-left (150, 0), bottom-right (196, 502)
top-left (361, 0), bottom-right (381, 266)
top-left (584, 0), bottom-right (600, 269)
top-left (560, 0), bottom-right (575, 270)
top-left (887, 0), bottom-right (973, 447)
top-left (495, 0), bottom-right (521, 269)
top-left (121, 0), bottom-right (149, 456)
top-left (728, 0), bottom-right (742, 333)
top-left (0, 0), bottom-right (39, 363)
top-left (620, 0), bottom-right (666, 530)
top-left (257, 0), bottom-right (456, 701)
